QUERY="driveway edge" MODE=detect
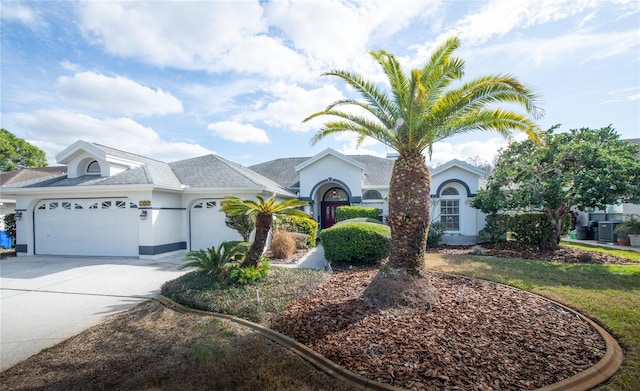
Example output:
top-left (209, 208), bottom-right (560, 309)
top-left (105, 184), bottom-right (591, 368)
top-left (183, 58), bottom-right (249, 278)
top-left (158, 279), bottom-right (623, 391)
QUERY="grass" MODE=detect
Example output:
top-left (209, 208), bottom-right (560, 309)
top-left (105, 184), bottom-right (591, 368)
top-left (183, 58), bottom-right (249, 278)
top-left (425, 252), bottom-right (640, 391)
top-left (561, 240), bottom-right (640, 262)
top-left (161, 266), bottom-right (329, 323)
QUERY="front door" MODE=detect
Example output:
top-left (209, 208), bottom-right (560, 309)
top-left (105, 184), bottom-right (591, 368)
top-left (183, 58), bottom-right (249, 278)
top-left (321, 201), bottom-right (349, 229)
top-left (320, 187), bottom-right (350, 229)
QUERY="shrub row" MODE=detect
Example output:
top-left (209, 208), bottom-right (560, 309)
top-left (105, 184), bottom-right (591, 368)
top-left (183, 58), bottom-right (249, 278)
top-left (320, 221), bottom-right (390, 266)
top-left (336, 206), bottom-right (381, 222)
top-left (479, 212), bottom-right (571, 245)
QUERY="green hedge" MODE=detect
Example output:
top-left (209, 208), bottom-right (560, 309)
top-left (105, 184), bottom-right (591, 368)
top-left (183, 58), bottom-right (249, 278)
top-left (320, 222), bottom-right (390, 266)
top-left (479, 212), bottom-right (571, 245)
top-left (336, 206), bottom-right (381, 222)
top-left (273, 215), bottom-right (318, 248)
top-left (335, 217), bottom-right (383, 225)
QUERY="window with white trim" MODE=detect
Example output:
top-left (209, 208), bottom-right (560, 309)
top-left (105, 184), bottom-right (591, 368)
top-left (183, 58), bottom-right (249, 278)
top-left (440, 186), bottom-right (460, 230)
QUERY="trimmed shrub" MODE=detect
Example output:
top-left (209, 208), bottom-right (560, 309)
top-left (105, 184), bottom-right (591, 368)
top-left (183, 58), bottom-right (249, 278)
top-left (335, 217), bottom-right (383, 225)
top-left (274, 215), bottom-right (318, 248)
top-left (336, 206), bottom-right (382, 222)
top-left (427, 221), bottom-right (446, 246)
top-left (478, 214), bottom-right (511, 243)
top-left (509, 212), bottom-right (553, 245)
top-left (270, 230), bottom-right (296, 259)
top-left (320, 221), bottom-right (390, 266)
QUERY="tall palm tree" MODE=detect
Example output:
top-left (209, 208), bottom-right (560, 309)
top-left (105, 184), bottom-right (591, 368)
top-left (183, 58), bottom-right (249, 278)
top-left (305, 36), bottom-right (542, 279)
top-left (220, 195), bottom-right (310, 267)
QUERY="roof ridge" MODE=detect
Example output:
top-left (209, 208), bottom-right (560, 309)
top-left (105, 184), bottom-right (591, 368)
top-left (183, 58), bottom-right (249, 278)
top-left (92, 143), bottom-right (165, 163)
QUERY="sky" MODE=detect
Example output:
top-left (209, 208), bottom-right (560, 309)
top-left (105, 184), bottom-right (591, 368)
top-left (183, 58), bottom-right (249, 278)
top-left (1, 0), bottom-right (639, 168)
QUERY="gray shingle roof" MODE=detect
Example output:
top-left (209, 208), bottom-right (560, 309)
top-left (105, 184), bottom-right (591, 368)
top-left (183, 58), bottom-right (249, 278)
top-left (250, 154), bottom-right (394, 189)
top-left (169, 154), bottom-right (291, 194)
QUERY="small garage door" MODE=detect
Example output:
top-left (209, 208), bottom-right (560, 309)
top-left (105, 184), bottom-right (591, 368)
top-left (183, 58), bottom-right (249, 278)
top-left (35, 199), bottom-right (139, 257)
top-left (190, 199), bottom-right (241, 251)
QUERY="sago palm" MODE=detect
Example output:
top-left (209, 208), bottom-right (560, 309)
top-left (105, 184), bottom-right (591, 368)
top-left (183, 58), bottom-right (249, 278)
top-left (305, 36), bottom-right (542, 290)
top-left (179, 241), bottom-right (248, 276)
top-left (220, 195), bottom-right (310, 267)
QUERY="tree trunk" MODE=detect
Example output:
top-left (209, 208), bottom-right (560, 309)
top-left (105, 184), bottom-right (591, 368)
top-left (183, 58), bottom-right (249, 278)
top-left (387, 153), bottom-right (431, 275)
top-left (244, 212), bottom-right (272, 267)
top-left (540, 210), bottom-right (562, 251)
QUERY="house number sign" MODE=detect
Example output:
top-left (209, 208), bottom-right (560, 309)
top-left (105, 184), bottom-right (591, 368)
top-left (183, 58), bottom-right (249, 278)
top-left (139, 200), bottom-right (151, 207)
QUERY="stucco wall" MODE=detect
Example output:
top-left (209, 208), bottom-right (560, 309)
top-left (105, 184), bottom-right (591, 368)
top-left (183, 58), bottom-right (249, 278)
top-left (298, 155), bottom-right (363, 200)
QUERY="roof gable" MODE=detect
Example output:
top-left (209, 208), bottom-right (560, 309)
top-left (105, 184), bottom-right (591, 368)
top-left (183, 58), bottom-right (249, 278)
top-left (295, 148), bottom-right (366, 172)
top-left (431, 159), bottom-right (485, 177)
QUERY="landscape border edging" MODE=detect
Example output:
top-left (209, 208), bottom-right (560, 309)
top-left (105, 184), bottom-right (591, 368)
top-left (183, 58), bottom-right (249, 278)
top-left (158, 267), bottom-right (624, 391)
top-left (156, 295), bottom-right (406, 391)
top-left (430, 271), bottom-right (624, 391)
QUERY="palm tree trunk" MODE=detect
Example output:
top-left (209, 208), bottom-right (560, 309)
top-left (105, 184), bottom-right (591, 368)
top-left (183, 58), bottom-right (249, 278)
top-left (387, 153), bottom-right (431, 275)
top-left (244, 212), bottom-right (272, 267)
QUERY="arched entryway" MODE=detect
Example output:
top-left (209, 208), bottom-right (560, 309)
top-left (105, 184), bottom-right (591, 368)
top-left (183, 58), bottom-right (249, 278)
top-left (321, 187), bottom-right (349, 229)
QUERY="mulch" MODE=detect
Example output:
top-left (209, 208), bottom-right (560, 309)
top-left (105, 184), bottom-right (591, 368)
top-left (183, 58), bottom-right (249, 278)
top-left (271, 267), bottom-right (606, 390)
top-left (271, 242), bottom-right (634, 390)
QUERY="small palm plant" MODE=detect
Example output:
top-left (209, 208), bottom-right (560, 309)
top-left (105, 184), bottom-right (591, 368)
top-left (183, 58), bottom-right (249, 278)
top-left (221, 195), bottom-right (310, 267)
top-left (179, 241), bottom-right (249, 276)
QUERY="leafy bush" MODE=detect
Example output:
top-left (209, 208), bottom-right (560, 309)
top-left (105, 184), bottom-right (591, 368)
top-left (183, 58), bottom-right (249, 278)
top-left (320, 221), bottom-right (390, 266)
top-left (274, 215), bottom-right (318, 248)
top-left (229, 258), bottom-right (271, 285)
top-left (180, 242), bottom-right (248, 276)
top-left (335, 217), bottom-right (383, 225)
top-left (427, 221), bottom-right (446, 246)
top-left (270, 230), bottom-right (296, 259)
top-left (478, 214), bottom-right (511, 243)
top-left (224, 214), bottom-right (255, 242)
top-left (3, 213), bottom-right (16, 245)
top-left (509, 212), bottom-right (553, 245)
top-left (336, 206), bottom-right (382, 222)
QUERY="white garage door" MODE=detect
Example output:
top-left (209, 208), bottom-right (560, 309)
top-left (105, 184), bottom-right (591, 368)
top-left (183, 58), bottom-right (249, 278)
top-left (190, 199), bottom-right (241, 251)
top-left (35, 199), bottom-right (139, 257)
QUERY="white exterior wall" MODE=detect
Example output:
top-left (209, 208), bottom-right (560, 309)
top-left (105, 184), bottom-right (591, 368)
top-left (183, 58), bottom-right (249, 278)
top-left (431, 165), bottom-right (484, 245)
top-left (298, 155), bottom-right (363, 200)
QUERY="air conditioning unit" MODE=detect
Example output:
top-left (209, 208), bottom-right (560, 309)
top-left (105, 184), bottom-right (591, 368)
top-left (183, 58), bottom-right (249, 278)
top-left (598, 221), bottom-right (621, 242)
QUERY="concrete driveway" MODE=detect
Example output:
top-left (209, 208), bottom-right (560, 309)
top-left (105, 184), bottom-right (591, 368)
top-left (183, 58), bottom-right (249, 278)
top-left (0, 255), bottom-right (189, 372)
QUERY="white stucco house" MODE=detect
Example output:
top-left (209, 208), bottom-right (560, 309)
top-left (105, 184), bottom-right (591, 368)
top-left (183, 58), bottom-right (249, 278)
top-left (1, 140), bottom-right (487, 258)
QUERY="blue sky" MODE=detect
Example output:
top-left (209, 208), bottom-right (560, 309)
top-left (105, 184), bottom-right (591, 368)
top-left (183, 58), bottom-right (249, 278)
top-left (1, 0), bottom-right (639, 167)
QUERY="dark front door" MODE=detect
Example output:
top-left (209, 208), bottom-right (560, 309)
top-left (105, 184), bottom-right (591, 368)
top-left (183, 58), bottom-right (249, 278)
top-left (321, 202), bottom-right (350, 229)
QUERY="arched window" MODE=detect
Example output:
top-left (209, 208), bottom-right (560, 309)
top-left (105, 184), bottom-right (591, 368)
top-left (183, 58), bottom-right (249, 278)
top-left (442, 187), bottom-right (459, 196)
top-left (87, 160), bottom-right (101, 175)
top-left (323, 188), bottom-right (349, 202)
top-left (363, 190), bottom-right (383, 200)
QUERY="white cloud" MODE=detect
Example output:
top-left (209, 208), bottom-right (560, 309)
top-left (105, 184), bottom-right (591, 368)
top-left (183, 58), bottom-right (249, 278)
top-left (334, 132), bottom-right (385, 157)
top-left (243, 82), bottom-right (345, 131)
top-left (207, 121), bottom-right (270, 144)
top-left (11, 110), bottom-right (212, 163)
top-left (464, 30), bottom-right (640, 67)
top-left (427, 136), bottom-right (520, 166)
top-left (56, 72), bottom-right (183, 117)
top-left (0, 2), bottom-right (45, 27)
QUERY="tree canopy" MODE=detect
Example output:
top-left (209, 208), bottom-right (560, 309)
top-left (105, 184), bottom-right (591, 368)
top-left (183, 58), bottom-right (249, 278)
top-left (0, 128), bottom-right (47, 171)
top-left (472, 125), bottom-right (640, 250)
top-left (305, 36), bottom-right (542, 307)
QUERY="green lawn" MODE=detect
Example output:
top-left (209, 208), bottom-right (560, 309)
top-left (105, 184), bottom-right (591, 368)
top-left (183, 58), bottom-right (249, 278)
top-left (425, 253), bottom-right (640, 391)
top-left (560, 240), bottom-right (640, 262)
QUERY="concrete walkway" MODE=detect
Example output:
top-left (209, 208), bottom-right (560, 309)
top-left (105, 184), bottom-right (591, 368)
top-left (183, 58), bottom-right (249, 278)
top-left (275, 244), bottom-right (329, 270)
top-left (562, 238), bottom-right (640, 253)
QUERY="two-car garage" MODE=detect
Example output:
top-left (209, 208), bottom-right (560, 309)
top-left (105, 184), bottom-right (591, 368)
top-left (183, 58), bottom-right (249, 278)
top-left (34, 198), bottom-right (140, 257)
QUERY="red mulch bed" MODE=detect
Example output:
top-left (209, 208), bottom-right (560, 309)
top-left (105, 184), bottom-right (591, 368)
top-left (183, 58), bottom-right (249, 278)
top-left (271, 242), bottom-right (631, 390)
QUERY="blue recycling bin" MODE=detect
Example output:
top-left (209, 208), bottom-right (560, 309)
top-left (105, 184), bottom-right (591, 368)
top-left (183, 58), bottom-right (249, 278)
top-left (0, 231), bottom-right (13, 249)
